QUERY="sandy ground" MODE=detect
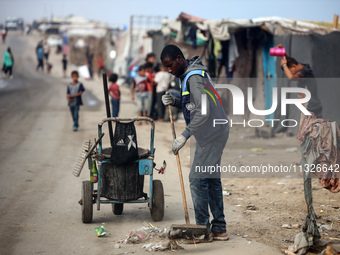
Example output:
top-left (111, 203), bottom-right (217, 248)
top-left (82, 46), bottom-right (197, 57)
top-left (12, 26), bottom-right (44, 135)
top-left (0, 31), bottom-right (339, 255)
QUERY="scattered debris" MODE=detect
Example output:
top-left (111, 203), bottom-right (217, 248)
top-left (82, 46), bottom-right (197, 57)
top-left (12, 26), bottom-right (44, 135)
top-left (94, 226), bottom-right (107, 237)
top-left (114, 244), bottom-right (121, 249)
top-left (321, 245), bottom-right (339, 255)
top-left (281, 224), bottom-right (292, 229)
top-left (251, 148), bottom-right (262, 152)
top-left (142, 240), bottom-right (183, 252)
top-left (283, 249), bottom-right (296, 255)
top-left (320, 224), bottom-right (333, 231)
top-left (118, 223), bottom-right (168, 244)
top-left (285, 147), bottom-right (298, 152)
top-left (223, 190), bottom-right (232, 196)
top-left (287, 232), bottom-right (309, 255)
top-left (246, 205), bottom-right (258, 211)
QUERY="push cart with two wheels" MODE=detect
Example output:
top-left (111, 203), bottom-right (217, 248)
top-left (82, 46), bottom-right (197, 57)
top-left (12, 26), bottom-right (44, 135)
top-left (78, 117), bottom-right (165, 223)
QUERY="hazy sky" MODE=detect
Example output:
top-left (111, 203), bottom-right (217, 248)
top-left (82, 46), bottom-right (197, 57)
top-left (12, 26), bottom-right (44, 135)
top-left (1, 0), bottom-right (339, 27)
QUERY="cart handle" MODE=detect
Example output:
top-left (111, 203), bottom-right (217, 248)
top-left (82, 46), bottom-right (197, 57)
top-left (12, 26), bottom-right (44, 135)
top-left (98, 117), bottom-right (155, 130)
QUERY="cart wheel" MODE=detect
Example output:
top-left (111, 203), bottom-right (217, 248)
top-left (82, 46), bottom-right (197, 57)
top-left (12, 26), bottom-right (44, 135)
top-left (150, 180), bottom-right (164, 221)
top-left (112, 203), bottom-right (124, 215)
top-left (81, 181), bottom-right (93, 223)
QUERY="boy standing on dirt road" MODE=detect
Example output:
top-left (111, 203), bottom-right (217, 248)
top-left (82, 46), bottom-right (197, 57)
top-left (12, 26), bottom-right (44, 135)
top-left (160, 44), bottom-right (229, 241)
top-left (66, 71), bottom-right (85, 132)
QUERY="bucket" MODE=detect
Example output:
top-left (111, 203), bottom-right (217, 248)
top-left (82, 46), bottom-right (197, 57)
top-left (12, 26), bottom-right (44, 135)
top-left (100, 148), bottom-right (142, 201)
top-left (269, 47), bottom-right (285, 57)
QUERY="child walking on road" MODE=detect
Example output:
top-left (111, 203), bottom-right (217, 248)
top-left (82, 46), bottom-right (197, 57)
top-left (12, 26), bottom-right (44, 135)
top-left (131, 65), bottom-right (149, 125)
top-left (66, 71), bottom-right (85, 131)
top-left (108, 73), bottom-right (120, 117)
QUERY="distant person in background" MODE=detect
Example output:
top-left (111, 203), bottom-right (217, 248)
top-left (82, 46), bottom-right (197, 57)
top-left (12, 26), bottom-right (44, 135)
top-left (36, 45), bottom-right (44, 71)
top-left (36, 40), bottom-right (43, 53)
top-left (131, 65), bottom-right (149, 125)
top-left (97, 55), bottom-right (106, 78)
top-left (154, 63), bottom-right (172, 121)
top-left (2, 47), bottom-right (14, 79)
top-left (108, 73), bottom-right (120, 117)
top-left (25, 24), bottom-right (31, 35)
top-left (1, 28), bottom-right (7, 44)
top-left (56, 44), bottom-right (62, 54)
top-left (62, 54), bottom-right (68, 78)
top-left (66, 71), bottom-right (85, 132)
top-left (46, 63), bottom-right (53, 74)
top-left (144, 62), bottom-right (157, 119)
top-left (145, 52), bottom-right (156, 66)
top-left (43, 42), bottom-right (50, 61)
top-left (85, 47), bottom-right (94, 79)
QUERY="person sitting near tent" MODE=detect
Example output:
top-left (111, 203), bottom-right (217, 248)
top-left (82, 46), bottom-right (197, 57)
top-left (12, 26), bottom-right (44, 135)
top-left (277, 44), bottom-right (323, 118)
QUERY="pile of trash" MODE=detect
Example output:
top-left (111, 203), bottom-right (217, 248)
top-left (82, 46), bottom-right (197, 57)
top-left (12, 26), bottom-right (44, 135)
top-left (117, 223), bottom-right (183, 252)
top-left (118, 223), bottom-right (168, 244)
top-left (142, 240), bottom-right (183, 252)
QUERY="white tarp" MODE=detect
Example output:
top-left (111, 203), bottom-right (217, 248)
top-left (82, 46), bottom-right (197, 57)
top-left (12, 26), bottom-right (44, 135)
top-left (188, 16), bottom-right (335, 41)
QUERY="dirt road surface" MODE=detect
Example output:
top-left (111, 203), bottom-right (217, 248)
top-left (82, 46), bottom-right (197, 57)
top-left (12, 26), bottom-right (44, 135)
top-left (0, 32), bottom-right (338, 255)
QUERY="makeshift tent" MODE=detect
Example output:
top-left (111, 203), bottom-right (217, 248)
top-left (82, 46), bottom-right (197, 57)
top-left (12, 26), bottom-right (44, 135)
top-left (160, 14), bottom-right (340, 133)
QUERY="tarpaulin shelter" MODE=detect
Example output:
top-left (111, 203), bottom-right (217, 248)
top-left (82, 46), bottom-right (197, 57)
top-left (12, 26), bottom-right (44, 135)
top-left (59, 16), bottom-right (113, 74)
top-left (149, 13), bottom-right (340, 132)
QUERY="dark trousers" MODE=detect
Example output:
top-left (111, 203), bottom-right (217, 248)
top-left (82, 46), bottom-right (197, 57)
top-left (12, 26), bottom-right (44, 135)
top-left (69, 105), bottom-right (80, 128)
top-left (37, 59), bottom-right (44, 70)
top-left (111, 98), bottom-right (120, 117)
top-left (189, 131), bottom-right (229, 233)
top-left (149, 91), bottom-right (157, 119)
top-left (4, 66), bottom-right (12, 76)
top-left (156, 91), bottom-right (166, 119)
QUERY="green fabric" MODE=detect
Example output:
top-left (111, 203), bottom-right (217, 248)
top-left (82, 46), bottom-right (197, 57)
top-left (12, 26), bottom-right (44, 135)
top-left (3, 51), bottom-right (13, 67)
top-left (170, 32), bottom-right (207, 46)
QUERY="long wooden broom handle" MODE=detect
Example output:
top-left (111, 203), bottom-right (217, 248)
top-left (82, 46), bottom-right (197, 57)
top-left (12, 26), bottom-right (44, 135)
top-left (168, 105), bottom-right (190, 224)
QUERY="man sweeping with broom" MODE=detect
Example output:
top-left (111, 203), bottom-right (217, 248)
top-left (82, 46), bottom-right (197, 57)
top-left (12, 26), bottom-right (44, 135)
top-left (160, 45), bottom-right (229, 241)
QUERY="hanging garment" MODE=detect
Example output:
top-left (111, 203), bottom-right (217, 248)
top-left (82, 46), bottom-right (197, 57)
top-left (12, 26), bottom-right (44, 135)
top-left (228, 34), bottom-right (239, 72)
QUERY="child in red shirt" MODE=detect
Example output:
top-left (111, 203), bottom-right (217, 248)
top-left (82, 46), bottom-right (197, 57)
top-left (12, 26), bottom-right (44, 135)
top-left (108, 73), bottom-right (120, 117)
